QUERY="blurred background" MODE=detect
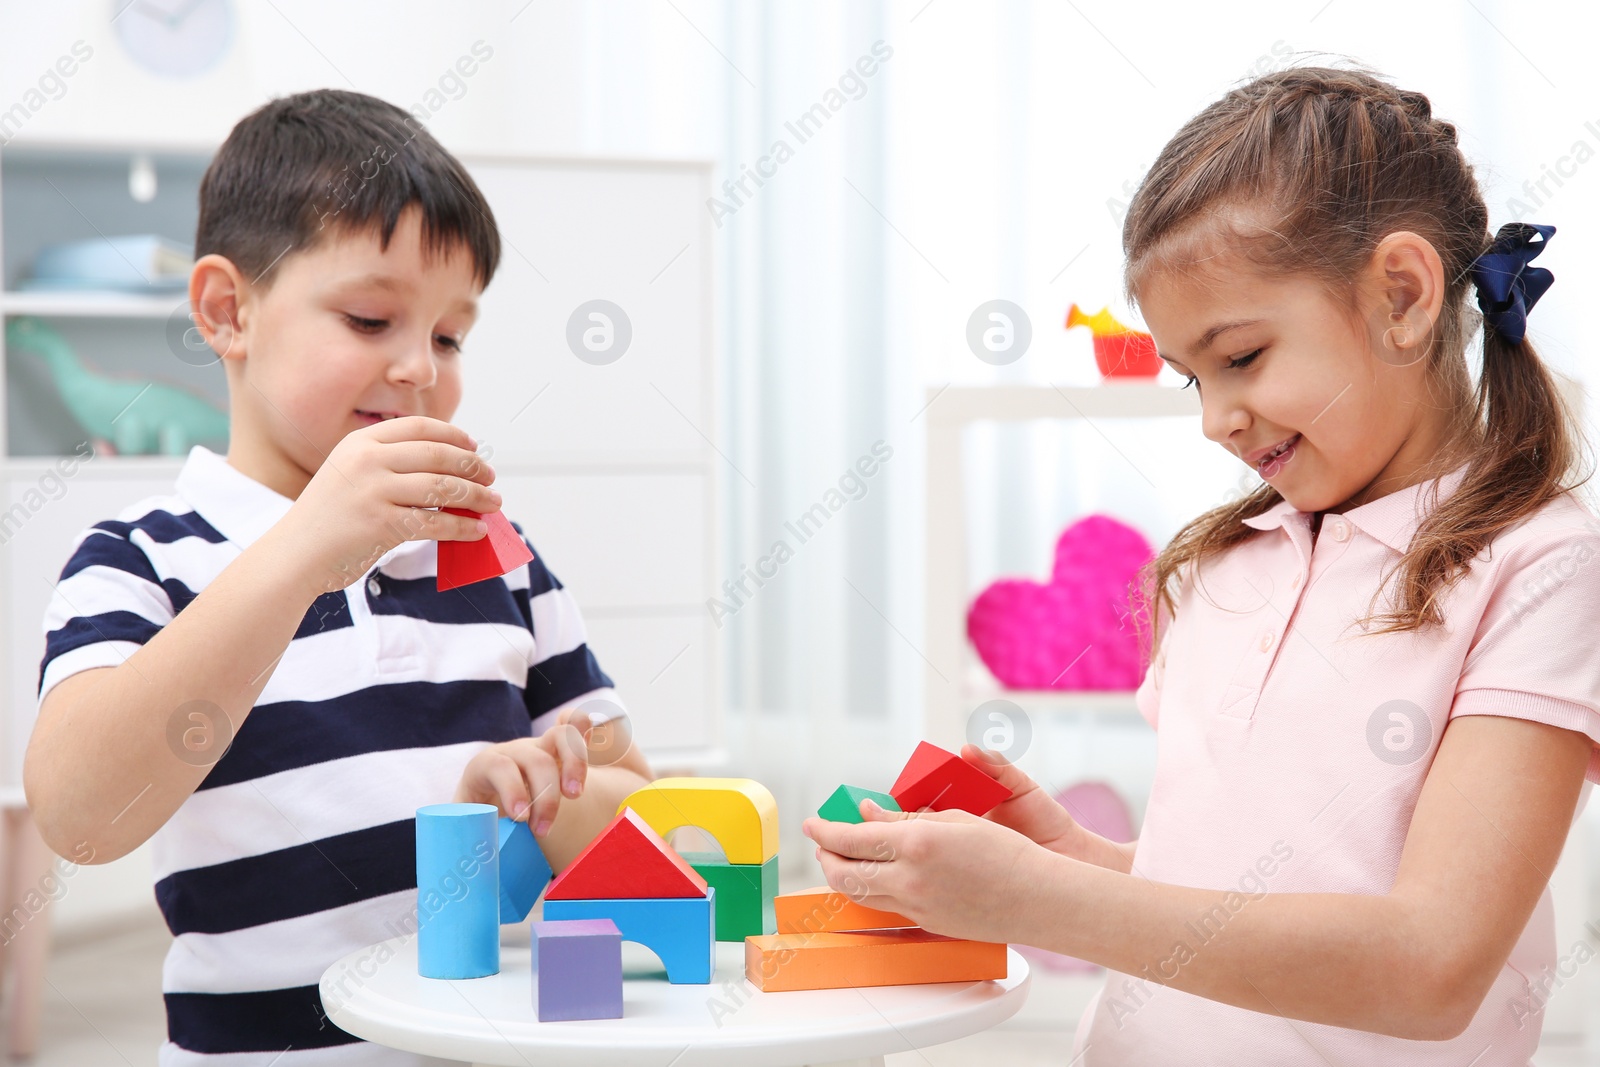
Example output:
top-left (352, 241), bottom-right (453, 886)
top-left (1, 0), bottom-right (1598, 1062)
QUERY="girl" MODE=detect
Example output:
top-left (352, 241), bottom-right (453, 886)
top-left (805, 66), bottom-right (1600, 1064)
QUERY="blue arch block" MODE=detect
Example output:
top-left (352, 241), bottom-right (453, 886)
top-left (543, 888), bottom-right (715, 984)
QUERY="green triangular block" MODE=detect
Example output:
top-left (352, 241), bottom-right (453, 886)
top-left (817, 784), bottom-right (901, 824)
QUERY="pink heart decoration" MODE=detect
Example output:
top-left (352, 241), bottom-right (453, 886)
top-left (966, 514), bottom-right (1154, 690)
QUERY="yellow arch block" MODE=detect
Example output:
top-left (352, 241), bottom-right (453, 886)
top-left (619, 778), bottom-right (779, 865)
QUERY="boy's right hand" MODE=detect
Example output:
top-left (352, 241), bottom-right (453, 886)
top-left (270, 416), bottom-right (502, 597)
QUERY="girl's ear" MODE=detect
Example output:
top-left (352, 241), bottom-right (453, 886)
top-left (1365, 230), bottom-right (1446, 362)
top-left (187, 254), bottom-right (250, 366)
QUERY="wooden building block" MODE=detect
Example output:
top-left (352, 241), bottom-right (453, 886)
top-left (530, 919), bottom-right (623, 1021)
top-left (682, 852), bottom-right (778, 941)
top-left (744, 929), bottom-right (1007, 991)
top-left (817, 784), bottom-right (901, 824)
top-left (544, 888), bottom-right (716, 984)
top-left (889, 741), bottom-right (1012, 816)
top-left (545, 808), bottom-right (708, 901)
top-left (497, 816), bottom-right (553, 924)
top-left (436, 508), bottom-right (534, 591)
top-left (773, 886), bottom-right (912, 935)
top-left (620, 778), bottom-right (779, 865)
top-left (415, 803), bottom-right (499, 979)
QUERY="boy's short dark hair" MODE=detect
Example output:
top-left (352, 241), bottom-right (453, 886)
top-left (196, 88), bottom-right (500, 289)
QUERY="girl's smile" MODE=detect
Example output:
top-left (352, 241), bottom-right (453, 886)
top-left (1253, 432), bottom-right (1300, 478)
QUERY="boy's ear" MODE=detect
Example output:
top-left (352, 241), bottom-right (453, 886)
top-left (188, 254), bottom-right (250, 364)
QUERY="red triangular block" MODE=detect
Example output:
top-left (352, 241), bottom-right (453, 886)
top-left (889, 741), bottom-right (1012, 817)
top-left (437, 508), bottom-right (535, 591)
top-left (545, 808), bottom-right (710, 900)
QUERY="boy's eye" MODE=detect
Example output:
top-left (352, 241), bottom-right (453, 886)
top-left (344, 314), bottom-right (387, 333)
top-left (1227, 349), bottom-right (1262, 370)
top-left (1180, 374), bottom-right (1199, 391)
top-left (435, 334), bottom-right (462, 353)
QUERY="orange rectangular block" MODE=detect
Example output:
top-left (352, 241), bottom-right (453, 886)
top-left (744, 929), bottom-right (1007, 991)
top-left (774, 887), bottom-right (913, 934)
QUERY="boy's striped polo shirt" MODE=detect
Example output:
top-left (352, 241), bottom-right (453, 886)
top-left (37, 445), bottom-right (622, 1066)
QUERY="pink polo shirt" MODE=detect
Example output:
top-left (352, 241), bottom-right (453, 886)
top-left (1074, 462), bottom-right (1600, 1065)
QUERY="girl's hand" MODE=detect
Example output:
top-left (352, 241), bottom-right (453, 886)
top-left (961, 744), bottom-right (1097, 860)
top-left (452, 707), bottom-right (593, 837)
top-left (801, 800), bottom-right (1043, 945)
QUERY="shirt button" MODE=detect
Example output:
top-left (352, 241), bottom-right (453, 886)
top-left (1259, 630), bottom-right (1274, 651)
top-left (367, 575), bottom-right (382, 596)
top-left (1333, 519), bottom-right (1350, 542)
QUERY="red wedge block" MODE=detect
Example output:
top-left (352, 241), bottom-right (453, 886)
top-left (437, 508), bottom-right (535, 591)
top-left (889, 741), bottom-right (1012, 816)
top-left (545, 808), bottom-right (709, 901)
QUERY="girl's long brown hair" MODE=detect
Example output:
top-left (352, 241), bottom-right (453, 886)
top-left (1123, 66), bottom-right (1591, 659)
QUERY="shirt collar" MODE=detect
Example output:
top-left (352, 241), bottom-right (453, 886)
top-left (1241, 461), bottom-right (1471, 553)
top-left (174, 445), bottom-right (295, 550)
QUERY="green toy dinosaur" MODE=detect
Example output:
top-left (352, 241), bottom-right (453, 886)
top-left (6, 316), bottom-right (229, 456)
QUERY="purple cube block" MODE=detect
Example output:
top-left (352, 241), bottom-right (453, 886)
top-left (531, 918), bottom-right (623, 1022)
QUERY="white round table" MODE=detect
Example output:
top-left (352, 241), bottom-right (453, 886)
top-left (320, 935), bottom-right (1030, 1067)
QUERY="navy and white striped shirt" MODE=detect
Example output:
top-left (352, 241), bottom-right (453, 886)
top-left (37, 445), bottom-right (621, 1066)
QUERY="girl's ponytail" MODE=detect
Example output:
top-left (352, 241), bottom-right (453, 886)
top-left (1373, 223), bottom-right (1583, 635)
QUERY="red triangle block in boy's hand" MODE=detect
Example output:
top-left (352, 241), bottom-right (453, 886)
top-left (436, 508), bottom-right (534, 591)
top-left (889, 741), bottom-right (1013, 817)
top-left (545, 808), bottom-right (710, 901)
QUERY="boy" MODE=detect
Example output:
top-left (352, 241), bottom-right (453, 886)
top-left (23, 89), bottom-right (652, 1064)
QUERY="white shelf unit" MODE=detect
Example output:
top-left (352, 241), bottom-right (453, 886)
top-left (922, 382), bottom-right (1201, 745)
top-left (0, 290), bottom-right (179, 318)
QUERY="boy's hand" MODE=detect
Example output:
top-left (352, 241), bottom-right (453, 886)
top-left (453, 707), bottom-right (595, 837)
top-left (270, 416), bottom-right (501, 596)
top-left (803, 802), bottom-right (1043, 945)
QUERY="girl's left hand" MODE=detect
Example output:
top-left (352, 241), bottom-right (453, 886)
top-left (453, 707), bottom-right (593, 837)
top-left (801, 799), bottom-right (1043, 945)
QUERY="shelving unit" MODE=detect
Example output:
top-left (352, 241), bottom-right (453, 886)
top-left (0, 290), bottom-right (180, 318)
top-left (0, 143), bottom-right (219, 798)
top-left (922, 381), bottom-right (1201, 746)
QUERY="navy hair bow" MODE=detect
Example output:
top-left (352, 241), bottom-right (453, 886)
top-left (1471, 222), bottom-right (1555, 345)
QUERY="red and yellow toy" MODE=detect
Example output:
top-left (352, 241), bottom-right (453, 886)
top-left (1065, 304), bottom-right (1162, 378)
